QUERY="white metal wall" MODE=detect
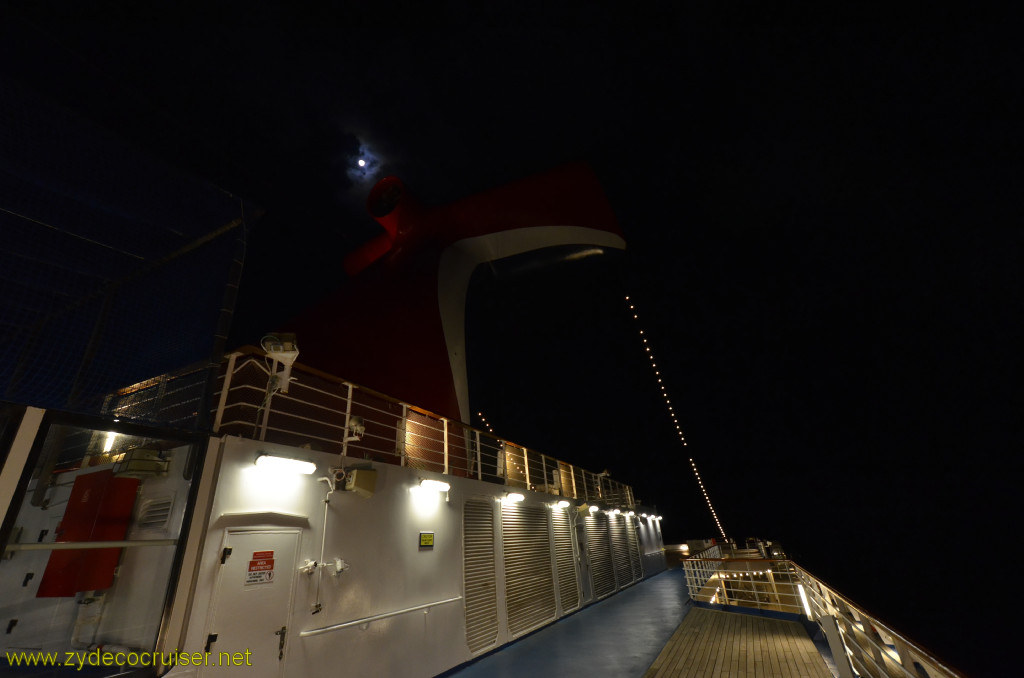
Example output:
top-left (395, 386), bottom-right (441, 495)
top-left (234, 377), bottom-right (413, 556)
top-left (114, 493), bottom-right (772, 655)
top-left (157, 436), bottom-right (666, 678)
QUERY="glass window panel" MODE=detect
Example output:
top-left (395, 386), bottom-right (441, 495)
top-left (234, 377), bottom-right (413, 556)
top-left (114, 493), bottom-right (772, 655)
top-left (0, 422), bottom-right (194, 654)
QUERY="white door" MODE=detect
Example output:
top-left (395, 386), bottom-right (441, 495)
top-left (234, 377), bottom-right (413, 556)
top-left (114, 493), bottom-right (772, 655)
top-left (202, 530), bottom-right (301, 677)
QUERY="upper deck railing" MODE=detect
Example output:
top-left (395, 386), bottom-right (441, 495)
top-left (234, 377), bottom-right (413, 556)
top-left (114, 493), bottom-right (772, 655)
top-left (683, 555), bottom-right (962, 678)
top-left (105, 349), bottom-right (636, 508)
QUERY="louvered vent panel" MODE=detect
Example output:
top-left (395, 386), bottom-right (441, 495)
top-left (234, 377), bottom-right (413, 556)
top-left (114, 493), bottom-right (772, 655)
top-left (502, 503), bottom-right (555, 637)
top-left (608, 513), bottom-right (632, 589)
top-left (463, 499), bottom-right (499, 654)
top-left (137, 496), bottom-right (174, 530)
top-left (625, 518), bottom-right (643, 582)
top-left (551, 508), bottom-right (579, 613)
top-left (586, 513), bottom-right (615, 599)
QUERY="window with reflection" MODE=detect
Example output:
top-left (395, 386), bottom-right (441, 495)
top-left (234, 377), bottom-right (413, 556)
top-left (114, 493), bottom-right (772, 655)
top-left (0, 422), bottom-right (195, 654)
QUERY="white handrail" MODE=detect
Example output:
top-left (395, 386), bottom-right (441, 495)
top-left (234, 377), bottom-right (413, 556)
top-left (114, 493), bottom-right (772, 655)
top-left (299, 596), bottom-right (463, 637)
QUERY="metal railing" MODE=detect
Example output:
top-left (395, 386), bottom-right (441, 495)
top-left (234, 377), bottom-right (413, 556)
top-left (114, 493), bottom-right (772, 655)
top-left (683, 557), bottom-right (961, 678)
top-left (207, 350), bottom-right (637, 508)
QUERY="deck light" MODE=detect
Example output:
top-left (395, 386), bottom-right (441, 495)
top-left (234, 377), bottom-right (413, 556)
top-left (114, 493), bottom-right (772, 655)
top-left (420, 479), bottom-right (451, 492)
top-left (798, 584), bottom-right (813, 619)
top-left (611, 508), bottom-right (621, 515)
top-left (589, 505), bottom-right (599, 513)
top-left (625, 511), bottom-right (635, 516)
top-left (554, 500), bottom-right (570, 508)
top-left (501, 492), bottom-right (524, 504)
top-left (255, 454), bottom-right (316, 475)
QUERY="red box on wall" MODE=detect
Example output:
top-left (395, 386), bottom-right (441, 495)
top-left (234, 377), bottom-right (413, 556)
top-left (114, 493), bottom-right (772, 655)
top-left (36, 469), bottom-right (140, 597)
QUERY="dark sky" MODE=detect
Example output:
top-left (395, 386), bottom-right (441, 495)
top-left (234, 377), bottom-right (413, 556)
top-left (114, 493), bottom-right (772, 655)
top-left (4, 4), bottom-right (1019, 674)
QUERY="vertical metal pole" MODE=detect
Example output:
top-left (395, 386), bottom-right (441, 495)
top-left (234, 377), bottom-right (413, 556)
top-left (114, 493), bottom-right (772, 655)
top-left (541, 454), bottom-right (548, 493)
top-left (341, 383), bottom-right (353, 458)
top-left (442, 418), bottom-right (449, 474)
top-left (213, 352), bottom-right (239, 433)
top-left (259, 359), bottom-right (277, 441)
top-left (751, 570), bottom-right (761, 610)
top-left (474, 431), bottom-right (482, 480)
top-left (398, 403), bottom-right (408, 466)
top-left (569, 465), bottom-right (578, 499)
top-left (523, 449), bottom-right (530, 490)
top-left (0, 407), bottom-right (45, 531)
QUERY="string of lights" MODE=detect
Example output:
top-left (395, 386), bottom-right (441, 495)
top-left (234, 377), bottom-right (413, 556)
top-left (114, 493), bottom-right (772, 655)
top-left (625, 294), bottom-right (728, 540)
top-left (476, 411), bottom-right (495, 434)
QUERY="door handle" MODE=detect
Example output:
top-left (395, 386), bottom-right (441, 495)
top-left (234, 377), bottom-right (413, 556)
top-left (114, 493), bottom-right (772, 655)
top-left (274, 626), bottom-right (287, 660)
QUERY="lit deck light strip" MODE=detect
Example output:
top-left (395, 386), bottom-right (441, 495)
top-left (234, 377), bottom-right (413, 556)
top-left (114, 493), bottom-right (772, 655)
top-left (255, 454), bottom-right (316, 475)
top-left (626, 294), bottom-right (728, 540)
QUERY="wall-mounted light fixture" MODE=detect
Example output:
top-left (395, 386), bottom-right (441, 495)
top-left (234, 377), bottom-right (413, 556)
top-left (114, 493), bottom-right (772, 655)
top-left (553, 500), bottom-right (570, 509)
top-left (610, 508), bottom-right (621, 515)
top-left (625, 510), bottom-right (635, 517)
top-left (501, 492), bottom-right (525, 504)
top-left (255, 453), bottom-right (316, 475)
top-left (419, 479), bottom-right (451, 492)
top-left (588, 505), bottom-right (600, 514)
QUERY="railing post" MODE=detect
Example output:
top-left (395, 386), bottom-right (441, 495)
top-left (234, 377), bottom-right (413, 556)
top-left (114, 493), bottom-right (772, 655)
top-left (397, 403), bottom-right (408, 466)
top-left (767, 566), bottom-right (780, 604)
top-left (442, 418), bottom-right (449, 474)
top-left (341, 383), bottom-right (353, 458)
top-left (541, 455), bottom-right (548, 493)
top-left (523, 449), bottom-right (530, 490)
top-left (213, 352), bottom-right (239, 433)
top-left (819, 614), bottom-right (856, 678)
top-left (891, 636), bottom-right (918, 678)
top-left (569, 465), bottom-right (578, 499)
top-left (474, 430), bottom-right (482, 480)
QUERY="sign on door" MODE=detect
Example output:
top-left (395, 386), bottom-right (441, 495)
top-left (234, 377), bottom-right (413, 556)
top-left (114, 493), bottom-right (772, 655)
top-left (245, 550), bottom-right (275, 585)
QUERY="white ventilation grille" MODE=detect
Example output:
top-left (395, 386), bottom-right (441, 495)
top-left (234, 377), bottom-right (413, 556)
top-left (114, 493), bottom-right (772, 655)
top-left (609, 513), bottom-right (633, 589)
top-left (586, 513), bottom-right (615, 599)
top-left (502, 503), bottom-right (555, 637)
top-left (626, 518), bottom-right (643, 581)
top-left (136, 496), bottom-right (174, 531)
top-left (464, 499), bottom-right (499, 654)
top-left (551, 508), bottom-right (580, 613)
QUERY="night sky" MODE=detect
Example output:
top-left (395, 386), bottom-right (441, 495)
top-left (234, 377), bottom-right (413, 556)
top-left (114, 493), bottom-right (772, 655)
top-left (4, 4), bottom-right (1019, 674)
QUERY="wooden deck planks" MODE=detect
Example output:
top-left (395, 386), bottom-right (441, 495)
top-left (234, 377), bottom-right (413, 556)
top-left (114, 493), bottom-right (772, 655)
top-left (645, 608), bottom-right (833, 678)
